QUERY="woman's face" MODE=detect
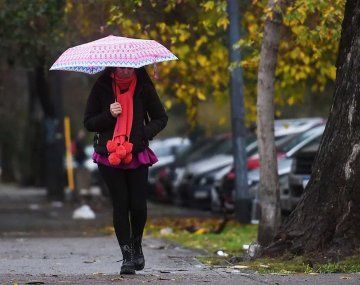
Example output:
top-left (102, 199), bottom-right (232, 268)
top-left (114, 67), bottom-right (135, 78)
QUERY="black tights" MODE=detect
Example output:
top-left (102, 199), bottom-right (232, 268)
top-left (98, 163), bottom-right (149, 246)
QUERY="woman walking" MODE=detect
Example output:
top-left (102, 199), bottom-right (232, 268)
top-left (83, 66), bottom-right (168, 274)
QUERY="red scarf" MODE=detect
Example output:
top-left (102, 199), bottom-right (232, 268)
top-left (106, 71), bottom-right (137, 165)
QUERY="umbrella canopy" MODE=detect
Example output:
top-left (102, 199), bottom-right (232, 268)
top-left (49, 35), bottom-right (178, 74)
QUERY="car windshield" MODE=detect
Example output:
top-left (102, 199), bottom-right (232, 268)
top-left (187, 135), bottom-right (256, 162)
top-left (277, 126), bottom-right (324, 153)
top-left (175, 138), bottom-right (212, 164)
top-left (297, 136), bottom-right (322, 154)
top-left (185, 136), bottom-right (230, 162)
top-left (175, 134), bottom-right (256, 165)
top-left (246, 134), bottom-right (291, 157)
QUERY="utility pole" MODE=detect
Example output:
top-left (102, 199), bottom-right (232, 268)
top-left (227, 0), bottom-right (251, 223)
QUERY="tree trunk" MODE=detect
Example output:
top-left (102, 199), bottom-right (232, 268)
top-left (0, 60), bottom-right (17, 182)
top-left (19, 70), bottom-right (45, 186)
top-left (35, 60), bottom-right (65, 201)
top-left (1, 141), bottom-right (16, 182)
top-left (266, 0), bottom-right (360, 258)
top-left (256, 0), bottom-right (285, 246)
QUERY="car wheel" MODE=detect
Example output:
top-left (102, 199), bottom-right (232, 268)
top-left (209, 188), bottom-right (217, 212)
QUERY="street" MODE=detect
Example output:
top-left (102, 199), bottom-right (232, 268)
top-left (0, 184), bottom-right (359, 285)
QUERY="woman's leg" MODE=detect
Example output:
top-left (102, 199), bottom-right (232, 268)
top-left (97, 164), bottom-right (131, 246)
top-left (126, 164), bottom-right (149, 239)
top-left (125, 164), bottom-right (149, 270)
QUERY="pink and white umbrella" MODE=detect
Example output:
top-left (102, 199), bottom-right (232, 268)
top-left (49, 35), bottom-right (178, 74)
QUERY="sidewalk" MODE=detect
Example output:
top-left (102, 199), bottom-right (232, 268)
top-left (1, 236), bottom-right (358, 285)
top-left (0, 184), bottom-right (359, 284)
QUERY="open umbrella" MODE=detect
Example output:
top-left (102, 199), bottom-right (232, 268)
top-left (49, 35), bottom-right (178, 74)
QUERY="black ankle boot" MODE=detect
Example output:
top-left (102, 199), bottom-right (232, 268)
top-left (131, 236), bottom-right (145, 271)
top-left (119, 244), bottom-right (135, 274)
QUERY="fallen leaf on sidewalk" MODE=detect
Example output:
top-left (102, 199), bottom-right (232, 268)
top-left (340, 276), bottom-right (352, 280)
top-left (231, 265), bottom-right (249, 269)
top-left (101, 226), bottom-right (115, 235)
top-left (259, 264), bottom-right (270, 268)
top-left (194, 228), bottom-right (209, 235)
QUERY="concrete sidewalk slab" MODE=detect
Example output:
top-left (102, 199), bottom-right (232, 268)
top-left (0, 236), bottom-right (359, 285)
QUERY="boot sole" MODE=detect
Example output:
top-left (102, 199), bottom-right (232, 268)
top-left (120, 269), bottom-right (135, 274)
top-left (134, 263), bottom-right (145, 271)
top-left (120, 266), bottom-right (136, 274)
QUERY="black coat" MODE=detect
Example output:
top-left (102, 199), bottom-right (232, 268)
top-left (83, 67), bottom-right (168, 156)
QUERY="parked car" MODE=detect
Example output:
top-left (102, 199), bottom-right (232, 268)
top-left (218, 124), bottom-right (325, 213)
top-left (172, 133), bottom-right (236, 206)
top-left (287, 139), bottom-right (320, 211)
top-left (152, 118), bottom-right (324, 209)
top-left (245, 117), bottom-right (324, 170)
top-left (173, 135), bottom-right (255, 208)
top-left (273, 117), bottom-right (324, 137)
top-left (150, 137), bottom-right (191, 165)
top-left (185, 160), bottom-right (234, 210)
top-left (150, 136), bottom-right (226, 202)
top-left (147, 137), bottom-right (191, 199)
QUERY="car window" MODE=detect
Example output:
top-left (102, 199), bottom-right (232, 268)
top-left (246, 134), bottom-right (293, 157)
top-left (175, 138), bottom-right (215, 164)
top-left (278, 127), bottom-right (323, 153)
top-left (186, 137), bottom-right (229, 162)
top-left (297, 136), bottom-right (322, 154)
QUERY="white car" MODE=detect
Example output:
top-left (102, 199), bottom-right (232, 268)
top-left (247, 125), bottom-right (325, 213)
top-left (148, 137), bottom-right (191, 183)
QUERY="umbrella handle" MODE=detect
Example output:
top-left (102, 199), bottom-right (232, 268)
top-left (112, 78), bottom-right (117, 103)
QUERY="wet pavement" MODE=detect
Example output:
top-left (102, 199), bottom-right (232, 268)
top-left (0, 184), bottom-right (359, 284)
top-left (0, 184), bottom-right (214, 237)
top-left (1, 236), bottom-right (358, 285)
